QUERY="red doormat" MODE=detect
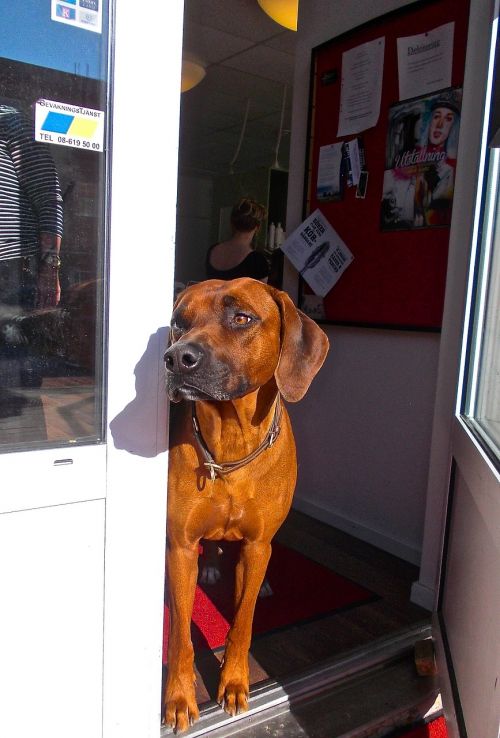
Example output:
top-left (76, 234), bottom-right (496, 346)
top-left (390, 717), bottom-right (448, 738)
top-left (163, 541), bottom-right (375, 663)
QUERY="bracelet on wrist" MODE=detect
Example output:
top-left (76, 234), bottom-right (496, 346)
top-left (40, 252), bottom-right (61, 269)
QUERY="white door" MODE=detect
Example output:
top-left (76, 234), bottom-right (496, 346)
top-left (0, 2), bottom-right (183, 737)
top-left (437, 10), bottom-right (500, 734)
top-left (413, 2), bottom-right (500, 736)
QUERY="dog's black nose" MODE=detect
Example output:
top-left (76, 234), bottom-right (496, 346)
top-left (164, 342), bottom-right (203, 374)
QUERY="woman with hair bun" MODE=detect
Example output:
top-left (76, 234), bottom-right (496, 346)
top-left (206, 197), bottom-right (270, 281)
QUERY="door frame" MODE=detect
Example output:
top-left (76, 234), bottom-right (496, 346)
top-left (102, 1), bottom-right (183, 736)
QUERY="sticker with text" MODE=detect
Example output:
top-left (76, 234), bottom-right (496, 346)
top-left (35, 99), bottom-right (105, 152)
top-left (51, 0), bottom-right (102, 34)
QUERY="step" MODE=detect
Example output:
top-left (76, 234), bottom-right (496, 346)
top-left (161, 622), bottom-right (440, 737)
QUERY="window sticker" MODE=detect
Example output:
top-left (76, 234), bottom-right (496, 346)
top-left (51, 0), bottom-right (102, 34)
top-left (35, 99), bottom-right (105, 152)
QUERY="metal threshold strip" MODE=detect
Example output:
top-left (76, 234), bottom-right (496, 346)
top-left (160, 621), bottom-right (432, 737)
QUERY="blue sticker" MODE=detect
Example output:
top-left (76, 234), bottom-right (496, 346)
top-left (55, 5), bottom-right (76, 19)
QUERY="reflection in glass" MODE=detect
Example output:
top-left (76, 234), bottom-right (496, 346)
top-left (465, 147), bottom-right (500, 459)
top-left (0, 57), bottom-right (107, 453)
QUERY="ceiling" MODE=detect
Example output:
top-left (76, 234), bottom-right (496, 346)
top-left (179, 0), bottom-right (297, 177)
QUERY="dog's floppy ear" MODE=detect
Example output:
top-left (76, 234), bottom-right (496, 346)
top-left (272, 288), bottom-right (329, 402)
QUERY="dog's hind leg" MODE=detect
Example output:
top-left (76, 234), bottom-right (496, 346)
top-left (217, 540), bottom-right (272, 715)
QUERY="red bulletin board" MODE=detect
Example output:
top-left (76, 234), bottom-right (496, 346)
top-left (303, 0), bottom-right (471, 330)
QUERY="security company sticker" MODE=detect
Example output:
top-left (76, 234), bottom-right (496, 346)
top-left (51, 0), bottom-right (102, 34)
top-left (35, 99), bottom-right (105, 152)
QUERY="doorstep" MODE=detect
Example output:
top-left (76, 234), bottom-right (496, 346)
top-left (161, 622), bottom-right (440, 738)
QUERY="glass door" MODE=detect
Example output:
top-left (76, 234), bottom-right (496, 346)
top-left (1, 2), bottom-right (183, 737)
top-left (0, 5), bottom-right (111, 738)
top-left (0, 5), bottom-right (109, 457)
top-left (436, 5), bottom-right (500, 736)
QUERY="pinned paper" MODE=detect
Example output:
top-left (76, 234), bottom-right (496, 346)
top-left (317, 143), bottom-right (344, 201)
top-left (280, 210), bottom-right (354, 297)
top-left (397, 23), bottom-right (454, 101)
top-left (338, 37), bottom-right (385, 136)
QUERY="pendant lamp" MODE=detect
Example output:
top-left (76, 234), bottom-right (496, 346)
top-left (257, 0), bottom-right (298, 31)
top-left (181, 59), bottom-right (206, 93)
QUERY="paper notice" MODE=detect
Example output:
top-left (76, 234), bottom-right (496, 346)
top-left (337, 37), bottom-right (385, 137)
top-left (317, 142), bottom-right (344, 201)
top-left (397, 22), bottom-right (454, 101)
top-left (280, 209), bottom-right (354, 298)
top-left (346, 138), bottom-right (361, 186)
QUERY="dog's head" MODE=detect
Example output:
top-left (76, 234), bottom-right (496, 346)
top-left (164, 278), bottom-right (329, 403)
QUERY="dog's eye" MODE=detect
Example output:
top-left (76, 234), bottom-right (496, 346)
top-left (232, 313), bottom-right (253, 326)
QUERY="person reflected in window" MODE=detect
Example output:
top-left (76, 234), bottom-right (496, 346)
top-left (206, 197), bottom-right (269, 281)
top-left (0, 103), bottom-right (63, 390)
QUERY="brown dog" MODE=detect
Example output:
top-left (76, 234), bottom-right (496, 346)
top-left (163, 277), bottom-right (329, 732)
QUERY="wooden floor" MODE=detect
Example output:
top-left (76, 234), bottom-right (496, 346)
top-left (0, 369), bottom-right (95, 449)
top-left (191, 509), bottom-right (430, 705)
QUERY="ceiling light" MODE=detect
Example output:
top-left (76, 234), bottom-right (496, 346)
top-left (257, 0), bottom-right (298, 31)
top-left (181, 59), bottom-right (206, 93)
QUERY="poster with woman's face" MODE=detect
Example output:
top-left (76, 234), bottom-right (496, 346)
top-left (380, 86), bottom-right (462, 231)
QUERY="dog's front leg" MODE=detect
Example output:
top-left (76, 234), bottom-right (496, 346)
top-left (217, 540), bottom-right (272, 715)
top-left (164, 542), bottom-right (200, 732)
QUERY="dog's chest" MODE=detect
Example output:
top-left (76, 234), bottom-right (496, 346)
top-left (200, 481), bottom-right (265, 541)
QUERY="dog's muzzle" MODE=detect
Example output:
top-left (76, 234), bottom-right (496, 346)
top-left (164, 340), bottom-right (212, 402)
top-left (164, 340), bottom-right (204, 376)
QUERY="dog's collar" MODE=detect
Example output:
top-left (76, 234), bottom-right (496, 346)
top-left (191, 395), bottom-right (282, 481)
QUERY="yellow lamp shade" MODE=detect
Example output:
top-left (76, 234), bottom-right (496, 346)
top-left (257, 0), bottom-right (298, 31)
top-left (181, 59), bottom-right (206, 93)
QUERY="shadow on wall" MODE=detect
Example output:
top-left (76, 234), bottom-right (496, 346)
top-left (109, 327), bottom-right (169, 458)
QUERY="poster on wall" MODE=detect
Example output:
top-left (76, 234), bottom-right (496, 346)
top-left (380, 86), bottom-right (462, 231)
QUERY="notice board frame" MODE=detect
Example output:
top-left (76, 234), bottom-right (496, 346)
top-left (301, 0), bottom-right (471, 331)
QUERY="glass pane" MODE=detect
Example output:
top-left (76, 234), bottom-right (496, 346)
top-left (464, 147), bottom-right (500, 459)
top-left (0, 2), bottom-right (109, 453)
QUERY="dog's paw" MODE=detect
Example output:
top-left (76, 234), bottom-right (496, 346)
top-left (258, 578), bottom-right (273, 598)
top-left (217, 680), bottom-right (249, 717)
top-left (163, 693), bottom-right (199, 733)
top-left (198, 564), bottom-right (221, 585)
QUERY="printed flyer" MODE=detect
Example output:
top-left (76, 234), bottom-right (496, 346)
top-left (381, 87), bottom-right (462, 230)
top-left (280, 209), bottom-right (354, 297)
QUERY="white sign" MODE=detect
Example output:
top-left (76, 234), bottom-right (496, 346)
top-left (280, 210), bottom-right (354, 298)
top-left (337, 37), bottom-right (385, 137)
top-left (51, 0), bottom-right (102, 34)
top-left (397, 22), bottom-right (454, 101)
top-left (35, 99), bottom-right (105, 152)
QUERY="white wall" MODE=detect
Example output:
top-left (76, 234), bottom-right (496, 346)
top-left (286, 0), bottom-right (439, 564)
top-left (289, 326), bottom-right (439, 564)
